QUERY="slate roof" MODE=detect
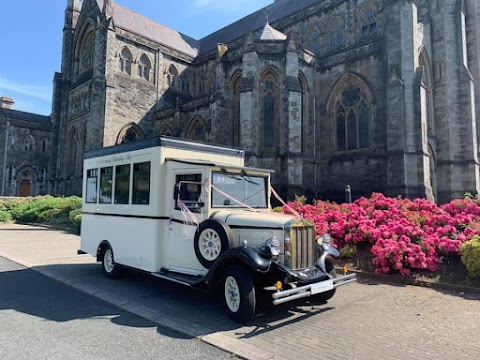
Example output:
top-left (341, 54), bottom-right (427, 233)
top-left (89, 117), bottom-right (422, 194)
top-left (95, 0), bottom-right (199, 57)
top-left (198, 0), bottom-right (319, 54)
top-left (97, 0), bottom-right (318, 58)
top-left (0, 108), bottom-right (51, 124)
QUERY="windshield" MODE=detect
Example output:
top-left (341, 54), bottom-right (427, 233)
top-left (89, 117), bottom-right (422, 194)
top-left (211, 171), bottom-right (268, 209)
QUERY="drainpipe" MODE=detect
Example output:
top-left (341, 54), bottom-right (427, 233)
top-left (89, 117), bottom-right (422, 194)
top-left (2, 121), bottom-right (10, 196)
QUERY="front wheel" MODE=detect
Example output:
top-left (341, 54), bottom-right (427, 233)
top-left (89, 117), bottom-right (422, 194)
top-left (101, 246), bottom-right (124, 279)
top-left (223, 265), bottom-right (256, 324)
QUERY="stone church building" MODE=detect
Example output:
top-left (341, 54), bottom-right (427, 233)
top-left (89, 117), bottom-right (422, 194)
top-left (2, 0), bottom-right (480, 204)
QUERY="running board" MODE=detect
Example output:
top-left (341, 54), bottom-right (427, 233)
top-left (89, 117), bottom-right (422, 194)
top-left (151, 270), bottom-right (203, 287)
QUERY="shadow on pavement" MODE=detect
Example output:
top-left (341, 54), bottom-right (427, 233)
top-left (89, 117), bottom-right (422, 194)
top-left (0, 261), bottom-right (341, 340)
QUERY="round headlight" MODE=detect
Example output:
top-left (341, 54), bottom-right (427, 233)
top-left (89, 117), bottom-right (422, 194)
top-left (266, 237), bottom-right (281, 256)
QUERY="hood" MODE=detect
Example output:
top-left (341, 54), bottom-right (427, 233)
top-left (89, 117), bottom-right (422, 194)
top-left (211, 210), bottom-right (297, 229)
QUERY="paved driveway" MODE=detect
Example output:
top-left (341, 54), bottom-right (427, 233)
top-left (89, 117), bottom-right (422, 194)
top-left (1, 223), bottom-right (479, 360)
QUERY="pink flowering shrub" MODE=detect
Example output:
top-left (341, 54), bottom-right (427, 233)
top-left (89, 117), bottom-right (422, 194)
top-left (283, 193), bottom-right (480, 276)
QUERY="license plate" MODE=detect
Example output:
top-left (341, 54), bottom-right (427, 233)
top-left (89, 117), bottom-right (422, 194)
top-left (310, 280), bottom-right (334, 295)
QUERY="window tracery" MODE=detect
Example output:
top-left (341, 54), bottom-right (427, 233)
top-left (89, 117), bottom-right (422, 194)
top-left (329, 18), bottom-right (344, 49)
top-left (332, 80), bottom-right (371, 151)
top-left (81, 30), bottom-right (95, 69)
top-left (168, 65), bottom-right (178, 88)
top-left (137, 54), bottom-right (151, 81)
top-left (260, 70), bottom-right (280, 148)
top-left (118, 48), bottom-right (133, 75)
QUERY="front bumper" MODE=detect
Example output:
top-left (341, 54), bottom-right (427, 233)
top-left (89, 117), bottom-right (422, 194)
top-left (272, 273), bottom-right (357, 305)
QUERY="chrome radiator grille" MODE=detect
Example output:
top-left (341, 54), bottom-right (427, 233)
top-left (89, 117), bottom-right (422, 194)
top-left (289, 225), bottom-right (315, 270)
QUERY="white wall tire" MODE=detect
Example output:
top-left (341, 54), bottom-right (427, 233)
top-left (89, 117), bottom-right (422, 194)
top-left (222, 265), bottom-right (255, 323)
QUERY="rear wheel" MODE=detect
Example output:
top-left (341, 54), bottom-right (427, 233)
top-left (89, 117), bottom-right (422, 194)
top-left (101, 246), bottom-right (124, 279)
top-left (223, 265), bottom-right (256, 324)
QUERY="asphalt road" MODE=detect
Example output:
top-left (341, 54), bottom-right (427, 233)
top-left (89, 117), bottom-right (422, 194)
top-left (0, 256), bottom-right (231, 360)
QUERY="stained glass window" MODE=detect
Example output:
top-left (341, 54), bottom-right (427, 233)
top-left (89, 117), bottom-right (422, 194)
top-left (335, 85), bottom-right (370, 150)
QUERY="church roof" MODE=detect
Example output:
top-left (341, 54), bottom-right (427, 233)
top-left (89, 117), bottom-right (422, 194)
top-left (257, 23), bottom-right (287, 41)
top-left (198, 0), bottom-right (318, 55)
top-left (0, 108), bottom-right (51, 124)
top-left (93, 0), bottom-right (318, 58)
top-left (96, 0), bottom-right (199, 57)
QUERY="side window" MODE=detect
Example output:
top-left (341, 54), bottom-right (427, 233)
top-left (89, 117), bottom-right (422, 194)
top-left (86, 169), bottom-right (98, 203)
top-left (99, 167), bottom-right (113, 204)
top-left (174, 174), bottom-right (202, 211)
top-left (132, 162), bottom-right (151, 205)
top-left (114, 164), bottom-right (131, 204)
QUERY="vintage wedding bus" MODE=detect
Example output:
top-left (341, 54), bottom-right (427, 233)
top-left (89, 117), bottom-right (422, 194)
top-left (79, 136), bottom-right (356, 322)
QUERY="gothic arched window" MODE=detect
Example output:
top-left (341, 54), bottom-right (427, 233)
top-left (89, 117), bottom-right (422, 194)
top-left (69, 129), bottom-right (78, 176)
top-left (186, 116), bottom-right (207, 142)
top-left (330, 78), bottom-right (371, 151)
top-left (41, 139), bottom-right (47, 152)
top-left (231, 72), bottom-right (242, 147)
top-left (260, 70), bottom-right (280, 148)
top-left (137, 54), bottom-right (151, 81)
top-left (7, 164), bottom-right (15, 186)
top-left (305, 27), bottom-right (321, 53)
top-left (329, 17), bottom-right (344, 49)
top-left (168, 65), bottom-right (178, 88)
top-left (118, 47), bottom-right (133, 75)
top-left (81, 30), bottom-right (95, 70)
top-left (361, 5), bottom-right (377, 37)
top-left (39, 168), bottom-right (47, 183)
top-left (299, 73), bottom-right (308, 152)
top-left (159, 124), bottom-right (173, 137)
top-left (24, 136), bottom-right (35, 151)
top-left (116, 123), bottom-right (145, 145)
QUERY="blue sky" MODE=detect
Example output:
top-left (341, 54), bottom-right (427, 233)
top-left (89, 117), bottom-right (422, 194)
top-left (0, 0), bottom-right (272, 115)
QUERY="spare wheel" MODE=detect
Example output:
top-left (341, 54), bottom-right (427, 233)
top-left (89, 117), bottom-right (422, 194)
top-left (194, 219), bottom-right (232, 269)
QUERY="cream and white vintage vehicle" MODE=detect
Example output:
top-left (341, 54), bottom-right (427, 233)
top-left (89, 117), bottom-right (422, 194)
top-left (79, 137), bottom-right (356, 323)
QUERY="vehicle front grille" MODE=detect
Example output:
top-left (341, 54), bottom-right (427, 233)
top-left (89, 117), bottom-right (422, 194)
top-left (288, 224), bottom-right (315, 270)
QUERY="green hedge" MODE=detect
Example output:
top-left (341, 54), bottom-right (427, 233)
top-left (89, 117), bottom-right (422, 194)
top-left (460, 236), bottom-right (480, 278)
top-left (0, 196), bottom-right (82, 232)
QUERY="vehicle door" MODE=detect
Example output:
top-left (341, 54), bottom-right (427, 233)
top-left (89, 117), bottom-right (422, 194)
top-left (164, 170), bottom-right (207, 275)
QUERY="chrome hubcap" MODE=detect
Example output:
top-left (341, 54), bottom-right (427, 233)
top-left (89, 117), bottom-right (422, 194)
top-left (225, 276), bottom-right (240, 313)
top-left (104, 249), bottom-right (114, 273)
top-left (199, 229), bottom-right (221, 261)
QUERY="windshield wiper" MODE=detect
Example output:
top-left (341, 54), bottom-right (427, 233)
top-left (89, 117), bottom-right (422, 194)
top-left (240, 170), bottom-right (259, 185)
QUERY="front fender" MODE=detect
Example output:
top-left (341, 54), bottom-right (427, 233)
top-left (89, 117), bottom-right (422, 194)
top-left (204, 246), bottom-right (272, 284)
